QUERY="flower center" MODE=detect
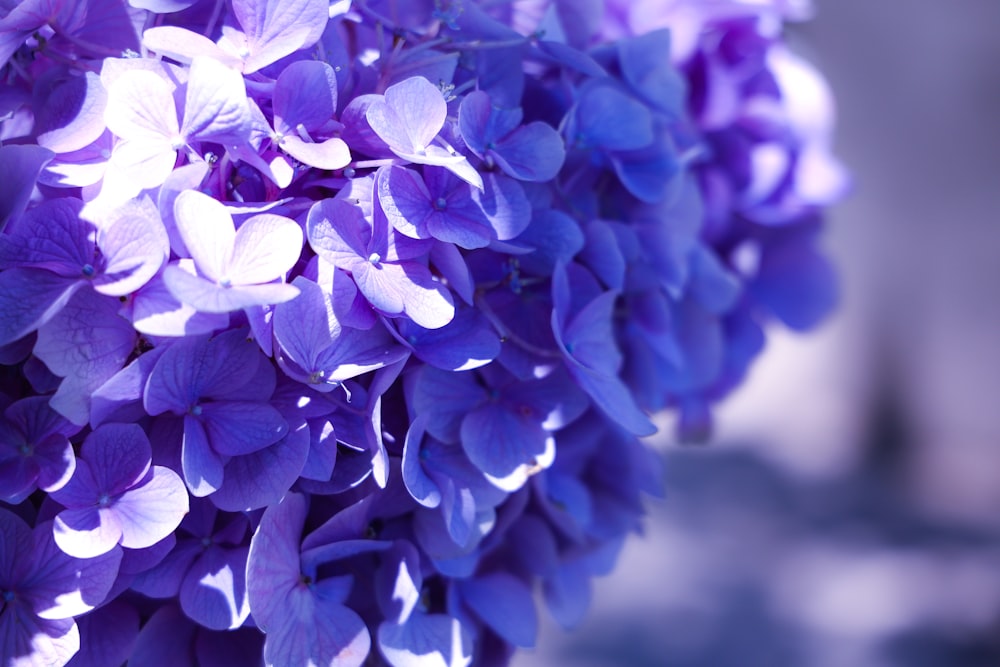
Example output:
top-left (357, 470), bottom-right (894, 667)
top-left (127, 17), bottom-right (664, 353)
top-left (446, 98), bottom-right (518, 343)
top-left (190, 404), bottom-right (203, 416)
top-left (368, 252), bottom-right (382, 265)
top-left (1, 590), bottom-right (14, 603)
top-left (81, 263), bottom-right (96, 278)
top-left (433, 197), bottom-right (448, 211)
top-left (97, 493), bottom-right (111, 507)
top-left (219, 278), bottom-right (233, 288)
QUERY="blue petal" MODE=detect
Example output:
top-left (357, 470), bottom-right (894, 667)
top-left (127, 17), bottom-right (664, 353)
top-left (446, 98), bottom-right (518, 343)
top-left (458, 573), bottom-right (537, 648)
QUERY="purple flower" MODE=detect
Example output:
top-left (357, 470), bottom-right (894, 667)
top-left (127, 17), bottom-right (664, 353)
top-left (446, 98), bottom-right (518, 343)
top-left (0, 0), bottom-right (844, 663)
top-left (0, 397), bottom-right (79, 504)
top-left (246, 493), bottom-right (378, 667)
top-left (131, 498), bottom-right (250, 630)
top-left (143, 329), bottom-right (288, 496)
top-left (306, 197), bottom-right (456, 329)
top-left (0, 509), bottom-right (121, 667)
top-left (366, 77), bottom-right (483, 189)
top-left (51, 423), bottom-right (188, 559)
top-left (273, 276), bottom-right (409, 391)
top-left (99, 56), bottom-right (252, 205)
top-left (458, 90), bottom-right (566, 183)
top-left (162, 189), bottom-right (301, 313)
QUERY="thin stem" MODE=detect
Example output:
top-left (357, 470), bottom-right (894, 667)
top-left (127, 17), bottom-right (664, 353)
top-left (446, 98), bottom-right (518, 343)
top-left (444, 36), bottom-right (530, 51)
top-left (202, 0), bottom-right (225, 37)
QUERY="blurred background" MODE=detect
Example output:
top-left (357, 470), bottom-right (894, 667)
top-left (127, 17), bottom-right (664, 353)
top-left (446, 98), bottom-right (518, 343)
top-left (516, 1), bottom-right (1000, 665)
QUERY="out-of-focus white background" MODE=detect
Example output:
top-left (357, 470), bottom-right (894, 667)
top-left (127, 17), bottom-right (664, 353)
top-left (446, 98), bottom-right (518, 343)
top-left (517, 2), bottom-right (1000, 665)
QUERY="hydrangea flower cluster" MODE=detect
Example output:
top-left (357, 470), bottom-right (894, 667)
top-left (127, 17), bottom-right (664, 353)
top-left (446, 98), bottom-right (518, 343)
top-left (0, 0), bottom-right (845, 665)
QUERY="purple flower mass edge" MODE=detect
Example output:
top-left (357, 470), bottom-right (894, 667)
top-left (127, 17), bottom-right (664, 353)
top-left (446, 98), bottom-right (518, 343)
top-left (0, 0), bottom-right (845, 665)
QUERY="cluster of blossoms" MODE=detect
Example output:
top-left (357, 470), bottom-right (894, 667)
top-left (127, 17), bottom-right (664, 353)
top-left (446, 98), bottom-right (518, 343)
top-left (0, 0), bottom-right (845, 665)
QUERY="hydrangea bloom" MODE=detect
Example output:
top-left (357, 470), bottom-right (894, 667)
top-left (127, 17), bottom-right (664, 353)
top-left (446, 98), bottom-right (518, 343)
top-left (0, 0), bottom-right (844, 665)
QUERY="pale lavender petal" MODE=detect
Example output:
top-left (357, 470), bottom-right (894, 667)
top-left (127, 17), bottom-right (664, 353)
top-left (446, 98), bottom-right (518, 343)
top-left (104, 68), bottom-right (179, 143)
top-left (163, 263), bottom-right (300, 313)
top-left (53, 506), bottom-right (123, 559)
top-left (181, 56), bottom-right (251, 143)
top-left (377, 165), bottom-right (433, 239)
top-left (142, 26), bottom-right (240, 68)
top-left (39, 133), bottom-right (110, 188)
top-left (356, 262), bottom-right (454, 329)
top-left (227, 213), bottom-right (302, 285)
top-left (409, 147), bottom-right (483, 190)
top-left (132, 268), bottom-right (231, 337)
top-left (103, 138), bottom-right (177, 197)
top-left (114, 466), bottom-right (188, 549)
top-left (94, 195), bottom-right (169, 296)
top-left (279, 135), bottom-right (351, 170)
top-left (233, 0), bottom-right (330, 73)
top-left (367, 77), bottom-right (445, 154)
top-left (306, 198), bottom-right (370, 268)
top-left (173, 189), bottom-right (235, 282)
top-left (157, 162), bottom-right (209, 257)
